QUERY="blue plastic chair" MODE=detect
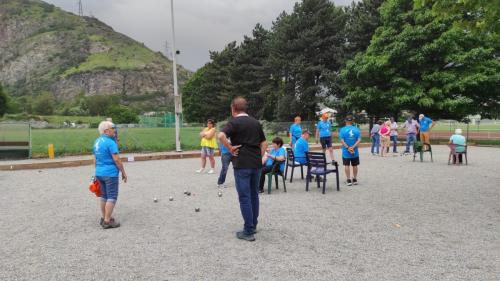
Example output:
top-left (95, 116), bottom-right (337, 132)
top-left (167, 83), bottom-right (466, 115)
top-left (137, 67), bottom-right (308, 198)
top-left (305, 152), bottom-right (339, 194)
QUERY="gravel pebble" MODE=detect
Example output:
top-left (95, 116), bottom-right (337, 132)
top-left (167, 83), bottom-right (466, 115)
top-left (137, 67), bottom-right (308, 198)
top-left (0, 146), bottom-right (499, 281)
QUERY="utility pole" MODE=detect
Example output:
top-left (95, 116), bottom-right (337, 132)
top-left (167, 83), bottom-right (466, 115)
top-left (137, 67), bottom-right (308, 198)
top-left (78, 0), bottom-right (83, 17)
top-left (170, 0), bottom-right (182, 152)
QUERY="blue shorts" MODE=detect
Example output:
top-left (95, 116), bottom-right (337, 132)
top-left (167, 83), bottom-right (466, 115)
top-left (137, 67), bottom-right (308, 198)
top-left (320, 136), bottom-right (332, 148)
top-left (201, 146), bottom-right (215, 156)
top-left (97, 176), bottom-right (119, 203)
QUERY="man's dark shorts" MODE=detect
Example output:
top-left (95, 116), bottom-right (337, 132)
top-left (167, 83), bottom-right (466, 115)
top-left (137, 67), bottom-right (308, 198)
top-left (342, 157), bottom-right (360, 166)
top-left (320, 136), bottom-right (332, 149)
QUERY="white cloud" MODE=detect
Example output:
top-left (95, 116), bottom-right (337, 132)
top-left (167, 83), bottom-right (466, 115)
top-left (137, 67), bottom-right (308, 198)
top-left (44, 0), bottom-right (353, 71)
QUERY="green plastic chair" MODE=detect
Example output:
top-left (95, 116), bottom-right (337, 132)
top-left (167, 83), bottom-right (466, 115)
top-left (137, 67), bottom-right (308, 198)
top-left (266, 160), bottom-right (287, 194)
top-left (413, 141), bottom-right (433, 162)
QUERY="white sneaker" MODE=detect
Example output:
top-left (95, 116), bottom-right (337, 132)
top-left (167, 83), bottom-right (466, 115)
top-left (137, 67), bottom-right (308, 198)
top-left (196, 168), bottom-right (205, 173)
top-left (207, 169), bottom-right (215, 174)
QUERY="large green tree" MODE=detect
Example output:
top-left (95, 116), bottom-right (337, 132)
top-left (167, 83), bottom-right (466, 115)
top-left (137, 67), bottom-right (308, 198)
top-left (268, 0), bottom-right (347, 120)
top-left (231, 24), bottom-right (272, 119)
top-left (182, 42), bottom-right (238, 122)
top-left (341, 0), bottom-right (500, 120)
top-left (344, 0), bottom-right (385, 59)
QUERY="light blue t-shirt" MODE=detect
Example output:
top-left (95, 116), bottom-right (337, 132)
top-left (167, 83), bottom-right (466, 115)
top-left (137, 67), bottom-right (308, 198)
top-left (420, 117), bottom-right (433, 132)
top-left (339, 125), bottom-right (361, 159)
top-left (294, 137), bottom-right (309, 164)
top-left (266, 147), bottom-right (286, 172)
top-left (219, 142), bottom-right (231, 155)
top-left (450, 134), bottom-right (466, 152)
top-left (93, 135), bottom-right (119, 177)
top-left (289, 124), bottom-right (302, 142)
top-left (316, 120), bottom-right (332, 138)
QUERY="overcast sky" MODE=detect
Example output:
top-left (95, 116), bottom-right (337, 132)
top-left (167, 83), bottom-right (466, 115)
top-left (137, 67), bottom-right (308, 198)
top-left (44, 0), bottom-right (353, 71)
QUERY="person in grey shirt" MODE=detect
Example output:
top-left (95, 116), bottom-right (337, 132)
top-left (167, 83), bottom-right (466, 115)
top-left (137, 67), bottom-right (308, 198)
top-left (370, 120), bottom-right (382, 155)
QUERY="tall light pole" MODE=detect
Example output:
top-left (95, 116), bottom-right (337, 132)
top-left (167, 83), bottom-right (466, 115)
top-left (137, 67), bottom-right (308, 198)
top-left (170, 0), bottom-right (182, 152)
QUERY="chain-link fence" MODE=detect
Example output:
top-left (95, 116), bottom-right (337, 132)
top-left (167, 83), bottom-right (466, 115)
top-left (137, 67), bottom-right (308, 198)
top-left (0, 121), bottom-right (32, 158)
top-left (2, 118), bottom-right (499, 159)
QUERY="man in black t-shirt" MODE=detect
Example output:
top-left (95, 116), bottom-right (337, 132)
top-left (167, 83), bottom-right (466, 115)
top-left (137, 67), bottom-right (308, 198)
top-left (219, 97), bottom-right (267, 242)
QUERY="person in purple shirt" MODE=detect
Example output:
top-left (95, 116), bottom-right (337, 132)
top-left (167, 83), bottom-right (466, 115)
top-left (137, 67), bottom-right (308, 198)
top-left (402, 116), bottom-right (420, 153)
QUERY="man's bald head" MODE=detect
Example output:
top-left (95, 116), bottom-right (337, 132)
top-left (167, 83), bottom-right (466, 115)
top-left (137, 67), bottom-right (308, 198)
top-left (231, 97), bottom-right (247, 114)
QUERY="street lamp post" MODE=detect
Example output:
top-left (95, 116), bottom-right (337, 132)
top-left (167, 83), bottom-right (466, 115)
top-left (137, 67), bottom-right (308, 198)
top-left (170, 0), bottom-right (182, 152)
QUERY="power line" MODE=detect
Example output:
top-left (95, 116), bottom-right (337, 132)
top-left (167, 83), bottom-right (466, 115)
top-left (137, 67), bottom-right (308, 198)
top-left (78, 0), bottom-right (83, 17)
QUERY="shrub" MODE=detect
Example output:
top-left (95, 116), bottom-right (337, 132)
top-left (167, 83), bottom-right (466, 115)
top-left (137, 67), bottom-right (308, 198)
top-left (32, 92), bottom-right (55, 115)
top-left (107, 105), bottom-right (139, 124)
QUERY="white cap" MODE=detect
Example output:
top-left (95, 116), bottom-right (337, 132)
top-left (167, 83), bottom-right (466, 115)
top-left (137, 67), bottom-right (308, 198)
top-left (455, 128), bottom-right (462, 135)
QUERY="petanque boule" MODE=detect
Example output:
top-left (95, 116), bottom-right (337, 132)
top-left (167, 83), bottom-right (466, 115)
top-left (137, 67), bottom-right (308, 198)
top-left (153, 197), bottom-right (158, 203)
top-left (169, 196), bottom-right (174, 201)
top-left (195, 208), bottom-right (200, 212)
top-left (218, 191), bottom-right (222, 197)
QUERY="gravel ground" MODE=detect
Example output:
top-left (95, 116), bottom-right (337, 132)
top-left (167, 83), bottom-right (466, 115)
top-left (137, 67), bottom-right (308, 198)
top-left (0, 146), bottom-right (499, 281)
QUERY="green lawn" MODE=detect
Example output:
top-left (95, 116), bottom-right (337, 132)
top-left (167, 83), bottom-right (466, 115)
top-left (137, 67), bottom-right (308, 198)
top-left (30, 127), bottom-right (201, 157)
top-left (28, 127), bottom-right (329, 158)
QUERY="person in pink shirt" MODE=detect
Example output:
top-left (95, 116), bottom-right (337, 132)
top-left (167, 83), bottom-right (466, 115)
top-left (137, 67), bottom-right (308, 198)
top-left (379, 121), bottom-right (391, 157)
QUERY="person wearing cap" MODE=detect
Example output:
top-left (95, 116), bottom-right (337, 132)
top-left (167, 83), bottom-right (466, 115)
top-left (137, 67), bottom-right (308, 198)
top-left (418, 114), bottom-right (436, 150)
top-left (449, 128), bottom-right (466, 164)
top-left (339, 116), bottom-right (361, 186)
top-left (315, 113), bottom-right (336, 164)
top-left (294, 129), bottom-right (311, 165)
top-left (289, 116), bottom-right (302, 147)
top-left (93, 120), bottom-right (127, 229)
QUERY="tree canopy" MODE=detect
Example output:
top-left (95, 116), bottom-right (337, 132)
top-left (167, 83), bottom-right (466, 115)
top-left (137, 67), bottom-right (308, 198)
top-left (341, 0), bottom-right (499, 120)
top-left (182, 0), bottom-right (499, 122)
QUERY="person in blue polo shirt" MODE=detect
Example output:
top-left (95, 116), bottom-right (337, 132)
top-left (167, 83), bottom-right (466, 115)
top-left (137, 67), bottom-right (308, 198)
top-left (315, 113), bottom-right (336, 164)
top-left (294, 129), bottom-right (311, 165)
top-left (289, 116), bottom-right (302, 147)
top-left (259, 137), bottom-right (286, 193)
top-left (93, 120), bottom-right (127, 229)
top-left (339, 116), bottom-right (361, 186)
top-left (418, 114), bottom-right (436, 150)
top-left (217, 139), bottom-right (232, 188)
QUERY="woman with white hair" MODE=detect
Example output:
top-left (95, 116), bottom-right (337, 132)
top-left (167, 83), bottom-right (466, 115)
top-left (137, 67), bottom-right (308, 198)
top-left (449, 128), bottom-right (466, 164)
top-left (93, 120), bottom-right (127, 229)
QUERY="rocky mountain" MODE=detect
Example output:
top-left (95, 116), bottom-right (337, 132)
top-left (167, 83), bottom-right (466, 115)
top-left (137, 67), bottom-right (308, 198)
top-left (0, 0), bottom-right (190, 111)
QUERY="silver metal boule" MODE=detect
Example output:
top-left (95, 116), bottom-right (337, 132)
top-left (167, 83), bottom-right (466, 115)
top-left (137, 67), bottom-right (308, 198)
top-left (169, 196), bottom-right (174, 201)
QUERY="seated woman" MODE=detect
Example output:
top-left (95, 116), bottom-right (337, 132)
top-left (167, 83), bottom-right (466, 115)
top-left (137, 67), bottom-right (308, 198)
top-left (449, 128), bottom-right (466, 164)
top-left (259, 137), bottom-right (286, 193)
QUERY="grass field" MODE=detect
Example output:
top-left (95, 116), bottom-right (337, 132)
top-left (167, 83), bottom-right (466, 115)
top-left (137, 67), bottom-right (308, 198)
top-left (30, 127), bottom-right (201, 157)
